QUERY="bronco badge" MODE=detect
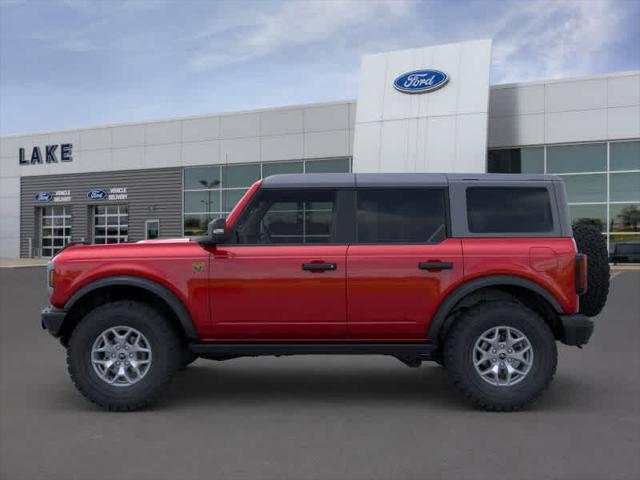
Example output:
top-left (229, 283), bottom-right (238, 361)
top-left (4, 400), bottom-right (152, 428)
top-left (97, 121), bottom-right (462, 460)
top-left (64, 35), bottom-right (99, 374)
top-left (192, 262), bottom-right (205, 273)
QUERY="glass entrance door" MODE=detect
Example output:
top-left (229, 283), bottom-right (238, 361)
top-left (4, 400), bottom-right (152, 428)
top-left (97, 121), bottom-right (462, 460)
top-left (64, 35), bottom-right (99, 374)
top-left (40, 206), bottom-right (72, 257)
top-left (93, 205), bottom-right (129, 244)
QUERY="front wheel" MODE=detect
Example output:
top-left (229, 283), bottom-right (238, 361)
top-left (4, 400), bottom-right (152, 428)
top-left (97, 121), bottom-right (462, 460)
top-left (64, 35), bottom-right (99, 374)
top-left (67, 300), bottom-right (183, 411)
top-left (444, 302), bottom-right (557, 411)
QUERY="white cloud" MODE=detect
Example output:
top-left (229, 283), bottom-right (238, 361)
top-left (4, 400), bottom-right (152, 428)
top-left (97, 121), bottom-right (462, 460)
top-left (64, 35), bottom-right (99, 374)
top-left (189, 0), bottom-right (415, 71)
top-left (491, 0), bottom-right (624, 83)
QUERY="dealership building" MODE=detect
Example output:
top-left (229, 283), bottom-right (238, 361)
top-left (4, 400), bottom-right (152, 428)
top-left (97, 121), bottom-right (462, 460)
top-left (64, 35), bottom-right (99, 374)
top-left (0, 39), bottom-right (638, 258)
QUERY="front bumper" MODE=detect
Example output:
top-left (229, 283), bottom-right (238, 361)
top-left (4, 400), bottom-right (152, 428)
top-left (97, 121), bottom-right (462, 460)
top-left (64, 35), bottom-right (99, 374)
top-left (558, 314), bottom-right (594, 346)
top-left (41, 306), bottom-right (68, 338)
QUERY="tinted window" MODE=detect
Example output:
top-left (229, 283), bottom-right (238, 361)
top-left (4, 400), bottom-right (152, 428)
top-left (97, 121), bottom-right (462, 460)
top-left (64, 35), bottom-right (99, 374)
top-left (305, 158), bottom-right (351, 173)
top-left (547, 143), bottom-right (606, 173)
top-left (356, 189), bottom-right (446, 243)
top-left (560, 174), bottom-right (606, 202)
top-left (232, 190), bottom-right (337, 244)
top-left (610, 141), bottom-right (640, 171)
top-left (466, 187), bottom-right (553, 233)
top-left (610, 172), bottom-right (640, 202)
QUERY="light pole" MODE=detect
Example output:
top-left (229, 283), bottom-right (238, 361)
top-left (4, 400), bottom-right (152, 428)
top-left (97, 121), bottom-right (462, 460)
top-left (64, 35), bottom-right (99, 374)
top-left (199, 179), bottom-right (220, 221)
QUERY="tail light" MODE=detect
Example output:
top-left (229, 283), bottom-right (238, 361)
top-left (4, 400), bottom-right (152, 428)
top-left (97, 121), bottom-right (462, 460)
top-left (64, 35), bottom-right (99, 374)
top-left (575, 253), bottom-right (587, 295)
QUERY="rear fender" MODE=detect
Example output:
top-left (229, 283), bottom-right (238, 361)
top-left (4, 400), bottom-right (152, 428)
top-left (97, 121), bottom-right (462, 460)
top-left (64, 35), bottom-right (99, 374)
top-left (427, 275), bottom-right (563, 341)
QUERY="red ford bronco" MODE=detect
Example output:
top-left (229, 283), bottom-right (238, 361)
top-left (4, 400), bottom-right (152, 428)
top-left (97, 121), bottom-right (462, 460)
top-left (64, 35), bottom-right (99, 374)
top-left (41, 173), bottom-right (610, 411)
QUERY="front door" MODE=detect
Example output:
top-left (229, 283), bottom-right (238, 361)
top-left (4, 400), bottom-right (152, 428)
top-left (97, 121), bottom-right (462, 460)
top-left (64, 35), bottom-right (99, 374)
top-left (346, 188), bottom-right (463, 340)
top-left (209, 188), bottom-right (348, 339)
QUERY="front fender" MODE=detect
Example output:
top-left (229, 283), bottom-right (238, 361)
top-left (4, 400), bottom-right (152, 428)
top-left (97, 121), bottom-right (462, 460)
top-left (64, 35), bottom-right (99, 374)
top-left (63, 275), bottom-right (198, 340)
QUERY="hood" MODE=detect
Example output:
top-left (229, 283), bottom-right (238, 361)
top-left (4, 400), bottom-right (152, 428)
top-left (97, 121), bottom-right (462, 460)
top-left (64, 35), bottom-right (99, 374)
top-left (136, 238), bottom-right (191, 244)
top-left (53, 237), bottom-right (201, 262)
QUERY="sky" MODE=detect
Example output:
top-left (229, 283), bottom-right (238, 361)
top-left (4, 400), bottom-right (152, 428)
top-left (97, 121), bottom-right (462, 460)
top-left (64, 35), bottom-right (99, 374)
top-left (1, 0), bottom-right (639, 135)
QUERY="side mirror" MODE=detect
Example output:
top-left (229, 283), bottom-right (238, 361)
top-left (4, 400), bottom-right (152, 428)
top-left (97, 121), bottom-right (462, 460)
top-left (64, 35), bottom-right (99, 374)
top-left (206, 217), bottom-right (227, 243)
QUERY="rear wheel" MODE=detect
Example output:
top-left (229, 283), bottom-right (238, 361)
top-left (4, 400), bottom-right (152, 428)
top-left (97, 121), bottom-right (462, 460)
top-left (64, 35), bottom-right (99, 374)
top-left (67, 300), bottom-right (182, 411)
top-left (573, 223), bottom-right (610, 317)
top-left (444, 302), bottom-right (557, 411)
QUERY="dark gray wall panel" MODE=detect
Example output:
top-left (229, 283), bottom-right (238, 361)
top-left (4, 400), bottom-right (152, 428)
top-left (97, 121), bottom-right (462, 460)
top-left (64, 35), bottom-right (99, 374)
top-left (20, 167), bottom-right (182, 257)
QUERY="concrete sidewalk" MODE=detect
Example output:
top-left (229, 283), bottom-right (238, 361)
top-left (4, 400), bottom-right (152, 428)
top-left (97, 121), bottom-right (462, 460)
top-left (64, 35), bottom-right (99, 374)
top-left (0, 257), bottom-right (49, 268)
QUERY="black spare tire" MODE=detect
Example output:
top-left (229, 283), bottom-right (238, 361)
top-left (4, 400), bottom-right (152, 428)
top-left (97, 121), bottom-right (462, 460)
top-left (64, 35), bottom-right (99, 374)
top-left (572, 223), bottom-right (610, 317)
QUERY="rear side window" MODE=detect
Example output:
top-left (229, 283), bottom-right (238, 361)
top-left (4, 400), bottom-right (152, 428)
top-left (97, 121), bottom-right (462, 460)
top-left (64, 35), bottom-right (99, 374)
top-left (466, 187), bottom-right (553, 233)
top-left (356, 189), bottom-right (447, 243)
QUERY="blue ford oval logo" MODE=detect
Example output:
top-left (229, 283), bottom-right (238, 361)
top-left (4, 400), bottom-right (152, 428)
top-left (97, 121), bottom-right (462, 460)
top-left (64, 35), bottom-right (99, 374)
top-left (35, 192), bottom-right (53, 202)
top-left (393, 69), bottom-right (449, 94)
top-left (87, 190), bottom-right (107, 200)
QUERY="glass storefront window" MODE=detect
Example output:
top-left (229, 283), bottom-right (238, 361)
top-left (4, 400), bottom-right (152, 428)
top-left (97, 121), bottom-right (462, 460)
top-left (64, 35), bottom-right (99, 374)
top-left (487, 149), bottom-right (519, 173)
top-left (560, 174), bottom-right (606, 203)
top-left (223, 189), bottom-right (248, 212)
top-left (223, 164), bottom-right (261, 189)
top-left (262, 161), bottom-right (304, 177)
top-left (547, 143), bottom-right (606, 173)
top-left (609, 203), bottom-right (640, 233)
top-left (184, 166), bottom-right (221, 190)
top-left (305, 158), bottom-right (351, 173)
top-left (487, 148), bottom-right (544, 174)
top-left (610, 234), bottom-right (640, 256)
top-left (183, 214), bottom-right (212, 236)
top-left (610, 141), bottom-right (640, 171)
top-left (521, 147), bottom-right (544, 173)
top-left (610, 172), bottom-right (640, 202)
top-left (570, 204), bottom-right (607, 232)
top-left (184, 190), bottom-right (221, 213)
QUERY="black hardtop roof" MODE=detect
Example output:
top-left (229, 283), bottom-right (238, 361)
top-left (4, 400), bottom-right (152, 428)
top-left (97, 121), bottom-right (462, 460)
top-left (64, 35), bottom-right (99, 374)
top-left (261, 172), bottom-right (562, 189)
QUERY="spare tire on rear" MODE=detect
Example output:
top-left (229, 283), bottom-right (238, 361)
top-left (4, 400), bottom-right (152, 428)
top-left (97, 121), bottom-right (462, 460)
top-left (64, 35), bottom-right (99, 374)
top-left (572, 223), bottom-right (610, 317)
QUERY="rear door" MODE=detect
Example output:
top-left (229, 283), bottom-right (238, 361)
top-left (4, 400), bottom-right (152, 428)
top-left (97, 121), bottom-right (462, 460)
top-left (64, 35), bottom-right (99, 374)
top-left (346, 188), bottom-right (463, 340)
top-left (210, 188), bottom-right (348, 339)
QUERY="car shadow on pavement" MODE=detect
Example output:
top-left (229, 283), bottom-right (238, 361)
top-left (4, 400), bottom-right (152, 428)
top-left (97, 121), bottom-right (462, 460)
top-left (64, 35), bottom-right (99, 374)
top-left (161, 362), bottom-right (473, 411)
top-left (48, 361), bottom-right (596, 413)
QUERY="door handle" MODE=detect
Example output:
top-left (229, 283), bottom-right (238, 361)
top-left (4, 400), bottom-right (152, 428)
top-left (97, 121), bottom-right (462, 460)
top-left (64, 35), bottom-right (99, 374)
top-left (302, 263), bottom-right (337, 272)
top-left (418, 261), bottom-right (453, 271)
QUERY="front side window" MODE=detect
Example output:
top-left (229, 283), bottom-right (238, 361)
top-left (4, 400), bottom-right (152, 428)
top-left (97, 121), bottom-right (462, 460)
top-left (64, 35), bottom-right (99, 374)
top-left (356, 189), bottom-right (447, 243)
top-left (231, 190), bottom-right (337, 245)
top-left (466, 187), bottom-right (553, 233)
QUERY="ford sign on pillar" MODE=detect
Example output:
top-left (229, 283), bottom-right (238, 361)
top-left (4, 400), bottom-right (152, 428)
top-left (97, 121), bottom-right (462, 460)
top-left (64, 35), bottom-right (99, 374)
top-left (352, 39), bottom-right (492, 174)
top-left (393, 70), bottom-right (449, 93)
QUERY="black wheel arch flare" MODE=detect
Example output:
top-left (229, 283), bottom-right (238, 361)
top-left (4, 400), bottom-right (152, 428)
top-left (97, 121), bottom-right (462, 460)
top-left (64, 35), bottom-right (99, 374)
top-left (64, 275), bottom-right (198, 340)
top-left (427, 275), bottom-right (564, 341)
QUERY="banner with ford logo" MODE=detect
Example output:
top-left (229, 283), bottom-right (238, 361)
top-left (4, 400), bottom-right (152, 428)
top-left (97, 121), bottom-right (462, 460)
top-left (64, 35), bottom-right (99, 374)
top-left (35, 192), bottom-right (53, 202)
top-left (87, 190), bottom-right (107, 200)
top-left (393, 69), bottom-right (449, 94)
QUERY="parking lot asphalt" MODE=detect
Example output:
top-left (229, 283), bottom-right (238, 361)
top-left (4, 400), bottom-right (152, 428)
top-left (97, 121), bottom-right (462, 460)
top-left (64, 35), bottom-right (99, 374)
top-left (1, 267), bottom-right (639, 480)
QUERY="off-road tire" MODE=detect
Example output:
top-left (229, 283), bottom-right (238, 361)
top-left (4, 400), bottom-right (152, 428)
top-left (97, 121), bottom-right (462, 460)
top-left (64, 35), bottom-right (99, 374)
top-left (67, 300), bottom-right (182, 411)
top-left (444, 302), bottom-right (557, 411)
top-left (573, 223), bottom-right (610, 317)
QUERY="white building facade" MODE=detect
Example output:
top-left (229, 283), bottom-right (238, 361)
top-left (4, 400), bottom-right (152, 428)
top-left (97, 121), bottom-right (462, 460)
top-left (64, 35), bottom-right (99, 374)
top-left (0, 40), bottom-right (638, 258)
